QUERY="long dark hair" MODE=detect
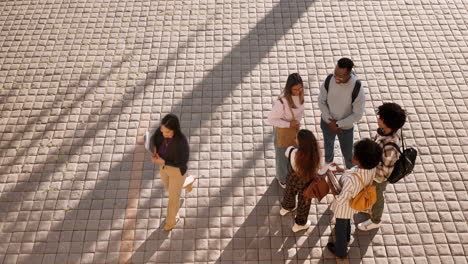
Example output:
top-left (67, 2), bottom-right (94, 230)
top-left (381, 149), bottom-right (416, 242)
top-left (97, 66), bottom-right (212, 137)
top-left (280, 73), bottom-right (304, 108)
top-left (161, 113), bottom-right (183, 137)
top-left (295, 129), bottom-right (320, 181)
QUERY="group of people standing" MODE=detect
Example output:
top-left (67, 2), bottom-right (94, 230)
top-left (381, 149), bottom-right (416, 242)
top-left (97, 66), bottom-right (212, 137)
top-left (148, 57), bottom-right (407, 259)
top-left (267, 57), bottom-right (407, 258)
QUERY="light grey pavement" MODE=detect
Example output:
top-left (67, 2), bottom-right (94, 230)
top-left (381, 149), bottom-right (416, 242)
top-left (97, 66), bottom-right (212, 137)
top-left (1, 0), bottom-right (467, 263)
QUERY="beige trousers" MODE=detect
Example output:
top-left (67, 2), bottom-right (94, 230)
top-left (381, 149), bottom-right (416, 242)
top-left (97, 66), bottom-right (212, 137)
top-left (160, 165), bottom-right (186, 226)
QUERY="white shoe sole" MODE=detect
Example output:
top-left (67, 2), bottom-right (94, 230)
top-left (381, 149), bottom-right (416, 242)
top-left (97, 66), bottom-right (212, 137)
top-left (280, 206), bottom-right (297, 216)
top-left (292, 220), bottom-right (311, 232)
top-left (280, 208), bottom-right (291, 216)
top-left (358, 220), bottom-right (380, 231)
top-left (183, 175), bottom-right (196, 188)
top-left (359, 224), bottom-right (380, 231)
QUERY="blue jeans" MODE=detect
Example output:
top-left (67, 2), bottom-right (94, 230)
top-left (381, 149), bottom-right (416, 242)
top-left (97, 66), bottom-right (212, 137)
top-left (334, 218), bottom-right (351, 258)
top-left (320, 118), bottom-right (354, 169)
top-left (273, 128), bottom-right (289, 184)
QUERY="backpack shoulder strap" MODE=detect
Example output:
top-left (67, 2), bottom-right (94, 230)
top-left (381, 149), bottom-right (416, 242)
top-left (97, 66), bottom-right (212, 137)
top-left (287, 147), bottom-right (295, 162)
top-left (324, 74), bottom-right (333, 93)
top-left (351, 172), bottom-right (366, 188)
top-left (384, 142), bottom-right (404, 155)
top-left (287, 147), bottom-right (296, 171)
top-left (351, 80), bottom-right (361, 103)
top-left (400, 128), bottom-right (406, 150)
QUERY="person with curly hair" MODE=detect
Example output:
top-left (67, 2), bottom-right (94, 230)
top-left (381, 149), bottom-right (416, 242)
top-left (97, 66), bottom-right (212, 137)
top-left (328, 138), bottom-right (383, 258)
top-left (358, 103), bottom-right (407, 231)
top-left (279, 129), bottom-right (321, 232)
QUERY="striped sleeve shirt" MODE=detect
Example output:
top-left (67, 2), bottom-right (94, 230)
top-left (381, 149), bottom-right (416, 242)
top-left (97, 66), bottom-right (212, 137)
top-left (330, 167), bottom-right (377, 219)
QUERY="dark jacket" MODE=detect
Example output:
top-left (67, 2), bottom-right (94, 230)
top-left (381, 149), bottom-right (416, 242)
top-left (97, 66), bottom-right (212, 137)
top-left (153, 127), bottom-right (189, 175)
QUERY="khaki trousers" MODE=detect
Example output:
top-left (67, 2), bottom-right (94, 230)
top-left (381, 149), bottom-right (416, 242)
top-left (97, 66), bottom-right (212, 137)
top-left (160, 165), bottom-right (186, 226)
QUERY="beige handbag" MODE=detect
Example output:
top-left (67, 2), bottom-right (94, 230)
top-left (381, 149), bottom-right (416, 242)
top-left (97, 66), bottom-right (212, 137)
top-left (276, 98), bottom-right (298, 148)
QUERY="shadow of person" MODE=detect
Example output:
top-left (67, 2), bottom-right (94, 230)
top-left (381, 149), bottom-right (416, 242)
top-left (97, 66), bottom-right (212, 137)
top-left (125, 181), bottom-right (188, 263)
top-left (348, 212), bottom-right (379, 261)
top-left (128, 222), bottom-right (170, 264)
top-left (214, 183), bottom-right (279, 263)
top-left (310, 211), bottom-right (379, 263)
top-left (293, 207), bottom-right (335, 263)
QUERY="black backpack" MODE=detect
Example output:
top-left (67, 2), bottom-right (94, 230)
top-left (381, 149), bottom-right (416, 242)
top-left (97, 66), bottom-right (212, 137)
top-left (324, 73), bottom-right (361, 103)
top-left (383, 130), bottom-right (417, 184)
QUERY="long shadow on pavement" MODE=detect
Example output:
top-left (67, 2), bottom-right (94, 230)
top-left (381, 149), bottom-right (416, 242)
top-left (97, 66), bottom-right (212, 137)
top-left (213, 183), bottom-right (279, 263)
top-left (4, 0), bottom-right (318, 263)
top-left (126, 0), bottom-right (318, 262)
top-left (10, 24), bottom-right (211, 264)
top-left (131, 133), bottom-right (274, 263)
top-left (311, 212), bottom-right (378, 263)
top-left (349, 212), bottom-right (379, 262)
top-left (212, 200), bottom-right (334, 263)
top-left (291, 207), bottom-right (334, 263)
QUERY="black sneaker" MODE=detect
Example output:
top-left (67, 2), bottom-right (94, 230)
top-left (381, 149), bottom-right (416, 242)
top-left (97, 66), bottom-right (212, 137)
top-left (326, 242), bottom-right (336, 255)
top-left (327, 242), bottom-right (347, 259)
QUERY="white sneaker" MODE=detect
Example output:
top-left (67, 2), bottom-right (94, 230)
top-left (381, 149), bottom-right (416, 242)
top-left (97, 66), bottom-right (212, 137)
top-left (280, 207), bottom-right (291, 216)
top-left (184, 175), bottom-right (196, 192)
top-left (357, 219), bottom-right (380, 231)
top-left (276, 178), bottom-right (286, 189)
top-left (292, 220), bottom-right (311, 232)
top-left (318, 162), bottom-right (330, 175)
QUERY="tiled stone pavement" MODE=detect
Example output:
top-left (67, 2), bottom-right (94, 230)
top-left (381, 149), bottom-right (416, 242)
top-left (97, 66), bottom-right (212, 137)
top-left (1, 0), bottom-right (467, 263)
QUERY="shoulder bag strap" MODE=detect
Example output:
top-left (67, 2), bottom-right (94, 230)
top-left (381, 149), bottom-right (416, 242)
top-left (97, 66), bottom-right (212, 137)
top-left (287, 147), bottom-right (295, 172)
top-left (351, 171), bottom-right (373, 188)
top-left (288, 147), bottom-right (295, 161)
top-left (283, 97), bottom-right (296, 122)
top-left (383, 142), bottom-right (403, 155)
top-left (278, 97), bottom-right (292, 122)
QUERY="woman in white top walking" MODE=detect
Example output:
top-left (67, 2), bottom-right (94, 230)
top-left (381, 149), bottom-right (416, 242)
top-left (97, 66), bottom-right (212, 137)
top-left (267, 73), bottom-right (305, 188)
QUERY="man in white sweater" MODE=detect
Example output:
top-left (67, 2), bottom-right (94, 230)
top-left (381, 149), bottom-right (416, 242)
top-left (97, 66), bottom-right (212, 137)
top-left (318, 58), bottom-right (365, 172)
